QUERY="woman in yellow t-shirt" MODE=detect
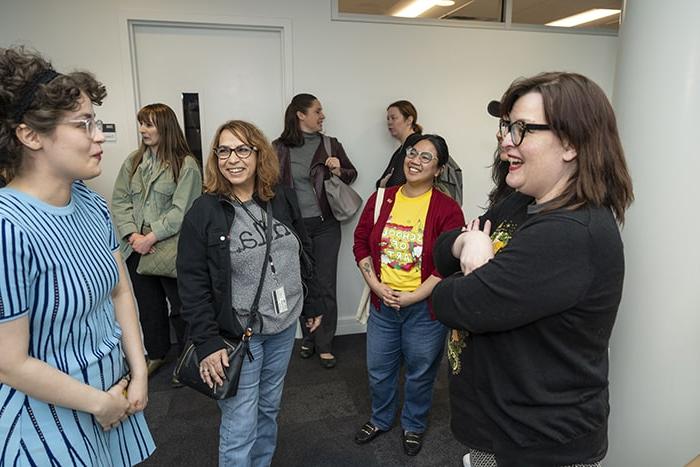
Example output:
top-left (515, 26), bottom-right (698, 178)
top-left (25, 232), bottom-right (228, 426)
top-left (352, 134), bottom-right (465, 456)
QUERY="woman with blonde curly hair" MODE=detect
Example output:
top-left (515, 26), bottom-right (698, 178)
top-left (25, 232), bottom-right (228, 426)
top-left (177, 120), bottom-right (322, 465)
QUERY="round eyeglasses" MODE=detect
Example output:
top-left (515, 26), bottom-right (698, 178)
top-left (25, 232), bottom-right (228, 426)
top-left (405, 146), bottom-right (436, 164)
top-left (63, 116), bottom-right (104, 138)
top-left (214, 144), bottom-right (258, 161)
top-left (498, 119), bottom-right (550, 146)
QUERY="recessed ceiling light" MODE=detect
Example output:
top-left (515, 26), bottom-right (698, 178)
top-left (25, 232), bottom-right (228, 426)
top-left (394, 0), bottom-right (455, 18)
top-left (546, 8), bottom-right (620, 27)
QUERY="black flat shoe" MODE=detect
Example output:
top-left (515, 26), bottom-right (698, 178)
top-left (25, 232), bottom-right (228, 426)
top-left (319, 355), bottom-right (336, 369)
top-left (402, 430), bottom-right (424, 456)
top-left (354, 421), bottom-right (385, 445)
top-left (300, 344), bottom-right (315, 359)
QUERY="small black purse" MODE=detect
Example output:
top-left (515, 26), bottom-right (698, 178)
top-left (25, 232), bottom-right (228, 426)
top-left (174, 201), bottom-right (272, 400)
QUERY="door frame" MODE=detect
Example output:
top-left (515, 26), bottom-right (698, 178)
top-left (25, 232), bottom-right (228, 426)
top-left (118, 10), bottom-right (293, 152)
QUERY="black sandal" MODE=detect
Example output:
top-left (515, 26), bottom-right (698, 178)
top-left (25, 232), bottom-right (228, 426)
top-left (354, 421), bottom-right (385, 445)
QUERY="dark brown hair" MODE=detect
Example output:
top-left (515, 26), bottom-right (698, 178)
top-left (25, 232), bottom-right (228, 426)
top-left (499, 71), bottom-right (634, 223)
top-left (0, 46), bottom-right (106, 175)
top-left (278, 93), bottom-right (318, 147)
top-left (130, 103), bottom-right (192, 181)
top-left (387, 100), bottom-right (423, 134)
top-left (204, 120), bottom-right (279, 201)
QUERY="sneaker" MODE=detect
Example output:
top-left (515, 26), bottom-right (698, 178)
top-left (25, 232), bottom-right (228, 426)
top-left (354, 421), bottom-right (385, 445)
top-left (402, 430), bottom-right (424, 456)
top-left (462, 452), bottom-right (472, 467)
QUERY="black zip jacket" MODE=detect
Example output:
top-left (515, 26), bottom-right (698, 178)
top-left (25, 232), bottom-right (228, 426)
top-left (177, 187), bottom-right (322, 362)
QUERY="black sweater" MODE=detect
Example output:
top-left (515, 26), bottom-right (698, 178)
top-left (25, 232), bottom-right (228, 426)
top-left (433, 203), bottom-right (624, 467)
top-left (177, 187), bottom-right (322, 362)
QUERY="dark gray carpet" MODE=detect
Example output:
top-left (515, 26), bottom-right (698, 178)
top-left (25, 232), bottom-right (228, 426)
top-left (140, 333), bottom-right (465, 466)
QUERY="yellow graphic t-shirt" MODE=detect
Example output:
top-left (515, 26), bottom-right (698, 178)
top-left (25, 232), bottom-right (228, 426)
top-left (379, 187), bottom-right (432, 292)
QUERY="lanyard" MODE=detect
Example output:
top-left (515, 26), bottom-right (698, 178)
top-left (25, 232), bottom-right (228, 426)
top-left (232, 195), bottom-right (277, 275)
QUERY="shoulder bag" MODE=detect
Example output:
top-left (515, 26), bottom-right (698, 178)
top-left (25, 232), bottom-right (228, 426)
top-left (322, 135), bottom-right (363, 222)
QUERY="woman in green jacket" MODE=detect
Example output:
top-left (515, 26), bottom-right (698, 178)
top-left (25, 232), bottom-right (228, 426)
top-left (112, 103), bottom-right (202, 380)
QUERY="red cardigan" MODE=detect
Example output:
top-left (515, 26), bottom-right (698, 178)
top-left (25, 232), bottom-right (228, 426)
top-left (353, 185), bottom-right (465, 318)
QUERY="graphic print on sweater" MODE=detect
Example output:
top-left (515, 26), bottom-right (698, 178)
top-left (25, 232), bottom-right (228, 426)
top-left (448, 219), bottom-right (520, 375)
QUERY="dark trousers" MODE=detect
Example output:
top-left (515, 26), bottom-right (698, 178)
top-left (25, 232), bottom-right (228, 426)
top-left (299, 216), bottom-right (341, 354)
top-left (126, 252), bottom-right (186, 359)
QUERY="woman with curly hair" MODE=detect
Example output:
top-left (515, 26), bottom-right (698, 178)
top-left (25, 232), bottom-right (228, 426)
top-left (0, 47), bottom-right (154, 465)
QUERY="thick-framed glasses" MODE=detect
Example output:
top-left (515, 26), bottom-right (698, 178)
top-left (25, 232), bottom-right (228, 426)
top-left (405, 146), bottom-right (436, 164)
top-left (214, 144), bottom-right (258, 161)
top-left (64, 117), bottom-right (103, 138)
top-left (498, 119), bottom-right (550, 146)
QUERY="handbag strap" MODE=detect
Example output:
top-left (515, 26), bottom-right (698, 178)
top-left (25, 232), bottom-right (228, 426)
top-left (322, 134), bottom-right (332, 156)
top-left (241, 201), bottom-right (274, 336)
top-left (373, 187), bottom-right (385, 225)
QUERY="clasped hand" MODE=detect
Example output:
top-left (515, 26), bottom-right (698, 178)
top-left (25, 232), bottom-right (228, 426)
top-left (454, 218), bottom-right (495, 274)
top-left (129, 232), bottom-right (157, 255)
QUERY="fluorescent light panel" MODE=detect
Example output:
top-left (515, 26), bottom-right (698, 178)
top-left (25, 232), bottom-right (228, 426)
top-left (546, 8), bottom-right (620, 27)
top-left (394, 0), bottom-right (455, 18)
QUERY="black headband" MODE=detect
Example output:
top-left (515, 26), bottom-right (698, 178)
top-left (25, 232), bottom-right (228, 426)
top-left (12, 69), bottom-right (60, 122)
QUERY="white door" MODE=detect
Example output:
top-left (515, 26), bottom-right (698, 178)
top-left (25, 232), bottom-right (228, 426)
top-left (132, 23), bottom-right (286, 159)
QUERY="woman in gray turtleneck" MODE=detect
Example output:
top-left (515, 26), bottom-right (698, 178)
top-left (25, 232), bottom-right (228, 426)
top-left (273, 93), bottom-right (357, 369)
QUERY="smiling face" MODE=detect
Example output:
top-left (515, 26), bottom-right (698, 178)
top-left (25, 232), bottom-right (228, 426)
top-left (502, 92), bottom-right (577, 203)
top-left (216, 129), bottom-right (257, 197)
top-left (386, 106), bottom-right (413, 141)
top-left (403, 139), bottom-right (441, 187)
top-left (297, 99), bottom-right (324, 133)
top-left (36, 92), bottom-right (105, 182)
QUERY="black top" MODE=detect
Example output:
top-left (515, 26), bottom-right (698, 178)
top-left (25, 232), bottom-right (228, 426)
top-left (433, 201), bottom-right (624, 467)
top-left (375, 132), bottom-right (423, 189)
top-left (177, 186), bottom-right (322, 362)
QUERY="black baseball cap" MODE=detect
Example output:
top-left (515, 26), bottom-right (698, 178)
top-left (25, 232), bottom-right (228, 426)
top-left (487, 100), bottom-right (501, 118)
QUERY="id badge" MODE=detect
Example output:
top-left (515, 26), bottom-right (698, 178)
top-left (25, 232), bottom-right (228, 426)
top-left (272, 286), bottom-right (288, 314)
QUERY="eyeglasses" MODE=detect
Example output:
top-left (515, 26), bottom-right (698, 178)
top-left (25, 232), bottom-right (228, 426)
top-left (63, 116), bottom-right (103, 138)
top-left (498, 119), bottom-right (550, 146)
top-left (214, 144), bottom-right (258, 160)
top-left (405, 147), bottom-right (436, 164)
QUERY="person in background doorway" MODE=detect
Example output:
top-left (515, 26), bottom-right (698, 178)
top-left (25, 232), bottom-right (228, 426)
top-left (433, 72), bottom-right (634, 467)
top-left (0, 46), bottom-right (154, 465)
top-left (112, 103), bottom-right (202, 382)
top-left (353, 134), bottom-right (464, 457)
top-left (376, 99), bottom-right (423, 188)
top-left (273, 93), bottom-right (357, 369)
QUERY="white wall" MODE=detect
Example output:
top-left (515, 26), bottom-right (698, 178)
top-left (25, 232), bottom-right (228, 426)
top-left (0, 0), bottom-right (618, 334)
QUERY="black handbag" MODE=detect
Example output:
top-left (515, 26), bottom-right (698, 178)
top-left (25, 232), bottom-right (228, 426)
top-left (174, 201), bottom-right (273, 400)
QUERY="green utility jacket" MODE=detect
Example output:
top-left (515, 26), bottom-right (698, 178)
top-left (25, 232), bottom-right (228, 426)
top-left (111, 151), bottom-right (202, 259)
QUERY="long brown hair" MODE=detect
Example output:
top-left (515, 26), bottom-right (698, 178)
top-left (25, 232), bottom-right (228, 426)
top-left (277, 93), bottom-right (317, 147)
top-left (499, 72), bottom-right (634, 223)
top-left (204, 120), bottom-right (279, 201)
top-left (130, 103), bottom-right (191, 181)
top-left (387, 100), bottom-right (423, 134)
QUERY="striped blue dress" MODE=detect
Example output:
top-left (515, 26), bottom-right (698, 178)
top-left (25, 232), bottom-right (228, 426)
top-left (0, 182), bottom-right (155, 466)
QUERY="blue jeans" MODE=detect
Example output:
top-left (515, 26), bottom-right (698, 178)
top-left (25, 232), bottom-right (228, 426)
top-left (366, 300), bottom-right (448, 433)
top-left (217, 323), bottom-right (296, 467)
